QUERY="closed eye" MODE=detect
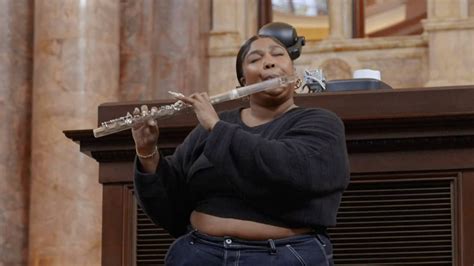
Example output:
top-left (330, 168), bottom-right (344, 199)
top-left (248, 56), bottom-right (261, 63)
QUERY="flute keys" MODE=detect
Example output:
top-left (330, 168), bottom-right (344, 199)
top-left (125, 112), bottom-right (133, 125)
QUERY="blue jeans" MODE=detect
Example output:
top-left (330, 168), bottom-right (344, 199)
top-left (164, 229), bottom-right (334, 266)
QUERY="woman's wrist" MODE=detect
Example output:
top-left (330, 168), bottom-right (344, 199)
top-left (136, 146), bottom-right (158, 159)
top-left (207, 119), bottom-right (220, 131)
top-left (136, 146), bottom-right (160, 174)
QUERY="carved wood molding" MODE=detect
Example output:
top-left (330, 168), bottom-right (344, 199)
top-left (65, 86), bottom-right (474, 162)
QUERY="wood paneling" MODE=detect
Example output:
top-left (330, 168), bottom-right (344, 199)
top-left (65, 86), bottom-right (474, 265)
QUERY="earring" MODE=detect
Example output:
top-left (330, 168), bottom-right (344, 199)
top-left (294, 78), bottom-right (302, 90)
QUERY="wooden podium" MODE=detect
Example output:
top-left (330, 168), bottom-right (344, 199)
top-left (65, 86), bottom-right (474, 265)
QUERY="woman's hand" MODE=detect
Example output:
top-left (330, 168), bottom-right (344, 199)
top-left (131, 105), bottom-right (160, 173)
top-left (176, 92), bottom-right (220, 131)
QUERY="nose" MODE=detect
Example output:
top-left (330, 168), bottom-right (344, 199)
top-left (264, 61), bottom-right (275, 69)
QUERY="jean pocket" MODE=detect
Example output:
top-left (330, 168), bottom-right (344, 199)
top-left (285, 244), bottom-right (308, 266)
top-left (284, 236), bottom-right (332, 266)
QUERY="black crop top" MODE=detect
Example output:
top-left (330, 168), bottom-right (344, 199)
top-left (134, 107), bottom-right (350, 237)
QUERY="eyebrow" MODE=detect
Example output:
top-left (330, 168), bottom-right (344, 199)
top-left (246, 45), bottom-right (286, 58)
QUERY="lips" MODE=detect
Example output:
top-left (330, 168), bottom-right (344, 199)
top-left (261, 74), bottom-right (280, 81)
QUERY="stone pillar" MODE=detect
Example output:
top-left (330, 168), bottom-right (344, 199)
top-left (208, 0), bottom-right (258, 95)
top-left (328, 0), bottom-right (352, 39)
top-left (119, 0), bottom-right (155, 100)
top-left (427, 0), bottom-right (467, 19)
top-left (120, 0), bottom-right (210, 100)
top-left (470, 0), bottom-right (474, 16)
top-left (29, 0), bottom-right (120, 265)
top-left (0, 0), bottom-right (33, 265)
top-left (424, 0), bottom-right (474, 86)
top-left (150, 0), bottom-right (210, 99)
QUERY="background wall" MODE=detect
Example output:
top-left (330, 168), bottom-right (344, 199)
top-left (0, 0), bottom-right (33, 264)
top-left (0, 0), bottom-right (473, 265)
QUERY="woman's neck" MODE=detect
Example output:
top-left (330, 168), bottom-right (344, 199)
top-left (244, 99), bottom-right (296, 126)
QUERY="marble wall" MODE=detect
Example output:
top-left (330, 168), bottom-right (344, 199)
top-left (120, 0), bottom-right (211, 100)
top-left (28, 0), bottom-right (120, 265)
top-left (207, 0), bottom-right (474, 94)
top-left (0, 0), bottom-right (33, 265)
top-left (301, 36), bottom-right (428, 89)
top-left (471, 0), bottom-right (474, 16)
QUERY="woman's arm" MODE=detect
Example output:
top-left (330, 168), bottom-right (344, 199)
top-left (131, 105), bottom-right (204, 237)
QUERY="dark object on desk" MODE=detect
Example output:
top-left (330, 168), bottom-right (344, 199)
top-left (325, 78), bottom-right (393, 92)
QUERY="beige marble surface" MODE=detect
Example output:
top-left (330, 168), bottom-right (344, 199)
top-left (120, 0), bottom-right (211, 101)
top-left (28, 0), bottom-right (120, 265)
top-left (0, 1), bottom-right (33, 265)
top-left (428, 0), bottom-right (466, 19)
top-left (470, 0), bottom-right (474, 16)
top-left (208, 35), bottom-right (429, 93)
top-left (328, 0), bottom-right (352, 39)
top-left (424, 18), bottom-right (474, 86)
top-left (119, 0), bottom-right (155, 100)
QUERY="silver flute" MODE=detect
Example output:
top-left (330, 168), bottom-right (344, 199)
top-left (93, 75), bottom-right (297, 138)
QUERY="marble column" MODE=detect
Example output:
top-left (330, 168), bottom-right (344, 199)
top-left (29, 0), bottom-right (120, 265)
top-left (0, 0), bottom-right (33, 265)
top-left (207, 0), bottom-right (257, 95)
top-left (328, 0), bottom-right (352, 39)
top-left (427, 0), bottom-right (467, 18)
top-left (120, 0), bottom-right (210, 100)
top-left (152, 0), bottom-right (210, 98)
top-left (470, 0), bottom-right (474, 16)
top-left (119, 0), bottom-right (155, 100)
top-left (424, 0), bottom-right (474, 86)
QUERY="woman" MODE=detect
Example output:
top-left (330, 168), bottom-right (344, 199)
top-left (132, 25), bottom-right (350, 266)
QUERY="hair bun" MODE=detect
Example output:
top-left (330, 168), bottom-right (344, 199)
top-left (258, 22), bottom-right (305, 60)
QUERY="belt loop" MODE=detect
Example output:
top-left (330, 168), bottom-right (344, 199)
top-left (268, 239), bottom-right (277, 254)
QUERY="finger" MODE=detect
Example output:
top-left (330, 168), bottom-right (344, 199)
top-left (147, 119), bottom-right (156, 127)
top-left (176, 95), bottom-right (196, 105)
top-left (202, 92), bottom-right (210, 101)
top-left (133, 107), bottom-right (140, 116)
top-left (140, 105), bottom-right (149, 116)
top-left (144, 122), bottom-right (159, 137)
top-left (146, 107), bottom-right (159, 126)
top-left (190, 93), bottom-right (207, 103)
top-left (131, 107), bottom-right (146, 130)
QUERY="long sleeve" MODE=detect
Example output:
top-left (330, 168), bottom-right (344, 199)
top-left (202, 109), bottom-right (350, 201)
top-left (133, 126), bottom-right (206, 237)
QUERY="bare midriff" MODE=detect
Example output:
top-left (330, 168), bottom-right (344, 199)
top-left (190, 211), bottom-right (312, 240)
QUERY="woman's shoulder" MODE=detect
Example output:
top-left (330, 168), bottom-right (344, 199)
top-left (290, 107), bottom-right (342, 121)
top-left (285, 107), bottom-right (345, 132)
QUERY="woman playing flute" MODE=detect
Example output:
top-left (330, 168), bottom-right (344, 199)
top-left (132, 22), bottom-right (350, 266)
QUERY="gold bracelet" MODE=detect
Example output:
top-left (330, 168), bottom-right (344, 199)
top-left (136, 146), bottom-right (158, 159)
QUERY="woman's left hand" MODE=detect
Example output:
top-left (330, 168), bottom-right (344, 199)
top-left (176, 92), bottom-right (220, 131)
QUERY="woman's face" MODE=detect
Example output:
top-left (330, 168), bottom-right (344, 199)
top-left (241, 37), bottom-right (295, 104)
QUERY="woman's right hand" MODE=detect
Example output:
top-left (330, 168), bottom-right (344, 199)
top-left (131, 105), bottom-right (160, 172)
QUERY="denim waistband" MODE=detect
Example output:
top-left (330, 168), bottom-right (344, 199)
top-left (188, 226), bottom-right (328, 253)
